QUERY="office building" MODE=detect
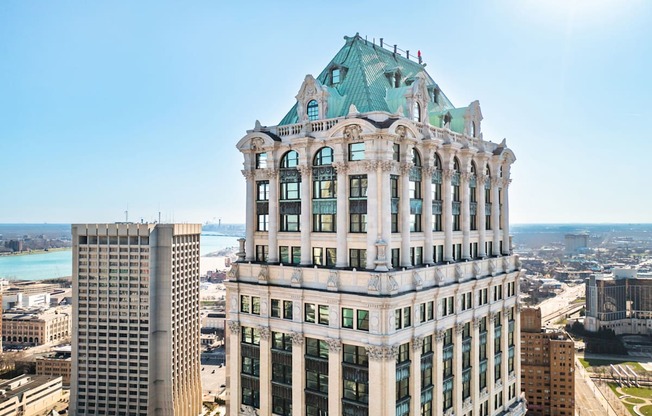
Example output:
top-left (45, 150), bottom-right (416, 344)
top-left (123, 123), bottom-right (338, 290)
top-left (564, 234), bottom-right (588, 255)
top-left (226, 34), bottom-right (525, 416)
top-left (585, 267), bottom-right (652, 334)
top-left (2, 306), bottom-right (71, 346)
top-left (70, 223), bottom-right (202, 416)
top-left (520, 307), bottom-right (575, 415)
top-left (0, 375), bottom-right (63, 416)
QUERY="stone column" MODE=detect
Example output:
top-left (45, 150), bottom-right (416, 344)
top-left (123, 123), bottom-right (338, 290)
top-left (291, 332), bottom-right (305, 416)
top-left (380, 162), bottom-right (393, 269)
top-left (299, 166), bottom-right (312, 265)
top-left (443, 169), bottom-right (453, 262)
top-left (334, 162), bottom-right (349, 267)
top-left (258, 327), bottom-right (271, 415)
top-left (367, 345), bottom-right (397, 416)
top-left (242, 170), bottom-right (255, 261)
top-left (327, 339), bottom-right (342, 416)
top-left (514, 302), bottom-right (522, 396)
top-left (400, 162), bottom-right (413, 267)
top-left (491, 177), bottom-right (501, 256)
top-left (502, 178), bottom-right (511, 255)
top-left (472, 317), bottom-right (481, 416)
top-left (453, 323), bottom-right (464, 416)
top-left (434, 330), bottom-right (445, 415)
top-left (423, 167), bottom-right (434, 264)
top-left (366, 161), bottom-right (378, 269)
top-left (227, 321), bottom-right (241, 416)
top-left (477, 175), bottom-right (487, 258)
top-left (267, 170), bottom-right (279, 262)
top-left (410, 337), bottom-right (424, 414)
top-left (461, 172), bottom-right (471, 260)
top-left (487, 313), bottom-right (496, 412)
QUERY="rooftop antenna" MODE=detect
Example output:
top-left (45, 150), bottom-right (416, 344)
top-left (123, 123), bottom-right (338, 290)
top-left (125, 208), bottom-right (128, 223)
top-left (158, 211), bottom-right (161, 224)
top-left (380, 38), bottom-right (383, 48)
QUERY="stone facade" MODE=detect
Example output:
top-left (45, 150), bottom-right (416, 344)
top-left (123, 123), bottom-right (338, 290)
top-left (227, 34), bottom-right (526, 416)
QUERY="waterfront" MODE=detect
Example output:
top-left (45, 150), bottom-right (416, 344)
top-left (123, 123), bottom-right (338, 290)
top-left (0, 234), bottom-right (240, 281)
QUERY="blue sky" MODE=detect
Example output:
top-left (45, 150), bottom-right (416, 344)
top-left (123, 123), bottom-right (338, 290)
top-left (1, 0), bottom-right (651, 224)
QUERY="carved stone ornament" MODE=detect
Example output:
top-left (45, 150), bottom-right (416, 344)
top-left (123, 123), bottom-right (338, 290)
top-left (473, 317), bottom-right (482, 328)
top-left (502, 306), bottom-right (511, 316)
top-left (480, 388), bottom-right (489, 399)
top-left (477, 174), bottom-right (488, 186)
top-left (388, 274), bottom-right (399, 291)
top-left (502, 257), bottom-right (510, 272)
top-left (344, 124), bottom-right (363, 142)
top-left (227, 263), bottom-right (239, 280)
top-left (368, 274), bottom-right (381, 292)
top-left (327, 270), bottom-right (340, 290)
top-left (435, 329), bottom-right (446, 343)
top-left (412, 271), bottom-right (423, 289)
top-left (241, 405), bottom-right (258, 416)
top-left (473, 262), bottom-right (481, 277)
top-left (365, 345), bottom-right (399, 361)
top-left (442, 169), bottom-right (453, 180)
top-left (326, 338), bottom-right (342, 352)
top-left (502, 178), bottom-right (512, 188)
top-left (422, 166), bottom-right (435, 178)
top-left (297, 165), bottom-right (312, 177)
top-left (227, 320), bottom-right (241, 334)
top-left (455, 322), bottom-right (465, 335)
top-left (290, 332), bottom-right (304, 345)
top-left (412, 336), bottom-right (424, 351)
top-left (258, 326), bottom-right (271, 341)
top-left (362, 160), bottom-right (378, 172)
top-left (435, 268), bottom-right (445, 285)
top-left (332, 162), bottom-right (349, 174)
top-left (516, 302), bottom-right (522, 312)
top-left (489, 259), bottom-right (496, 275)
top-left (395, 125), bottom-right (407, 140)
top-left (460, 172), bottom-right (471, 182)
top-left (463, 397), bottom-right (473, 410)
top-left (241, 169), bottom-right (255, 180)
top-left (399, 162), bottom-right (413, 175)
top-left (258, 265), bottom-right (269, 281)
top-left (379, 160), bottom-right (395, 172)
top-left (444, 408), bottom-right (454, 416)
top-left (264, 168), bottom-right (279, 179)
top-left (291, 268), bottom-right (303, 285)
top-left (491, 177), bottom-right (501, 187)
top-left (455, 264), bottom-right (464, 280)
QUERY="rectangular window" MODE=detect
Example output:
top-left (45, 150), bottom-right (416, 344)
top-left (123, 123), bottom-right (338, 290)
top-left (432, 214), bottom-right (442, 232)
top-left (357, 309), bottom-right (369, 331)
top-left (256, 181), bottom-right (269, 201)
top-left (350, 213), bottom-right (367, 233)
top-left (271, 299), bottom-right (281, 318)
top-left (255, 153), bottom-right (267, 169)
top-left (313, 247), bottom-right (323, 266)
top-left (434, 245), bottom-right (444, 263)
top-left (349, 249), bottom-right (366, 269)
top-left (291, 246), bottom-right (301, 265)
top-left (313, 213), bottom-right (335, 232)
top-left (252, 297), bottom-right (260, 315)
top-left (391, 248), bottom-right (400, 269)
top-left (393, 143), bottom-right (400, 161)
top-left (348, 142), bottom-right (365, 161)
top-left (280, 214), bottom-right (299, 232)
top-left (257, 214), bottom-right (268, 231)
top-left (410, 246), bottom-right (423, 266)
top-left (240, 296), bottom-right (250, 313)
top-left (255, 245), bottom-right (268, 262)
top-left (280, 182), bottom-right (300, 200)
top-left (305, 303), bottom-right (316, 323)
top-left (342, 308), bottom-right (354, 329)
top-left (318, 305), bottom-right (329, 325)
top-left (410, 214), bottom-right (422, 232)
top-left (306, 338), bottom-right (329, 359)
top-left (283, 301), bottom-right (293, 320)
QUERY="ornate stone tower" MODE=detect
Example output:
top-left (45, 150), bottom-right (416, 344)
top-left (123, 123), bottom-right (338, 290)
top-left (226, 34), bottom-right (525, 416)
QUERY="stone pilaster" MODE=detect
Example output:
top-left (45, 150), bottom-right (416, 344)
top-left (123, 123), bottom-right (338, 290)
top-left (380, 161), bottom-right (393, 269)
top-left (366, 161), bottom-right (378, 269)
top-left (472, 317), bottom-right (482, 416)
top-left (460, 172), bottom-right (471, 260)
top-left (423, 166), bottom-right (434, 264)
top-left (334, 162), bottom-right (348, 267)
top-left (400, 161), bottom-right (413, 267)
top-left (410, 337), bottom-right (424, 414)
top-left (267, 169), bottom-right (279, 262)
top-left (502, 177), bottom-right (511, 255)
top-left (434, 330), bottom-right (445, 414)
top-left (491, 177), bottom-right (501, 256)
top-left (367, 345), bottom-right (398, 415)
top-left (291, 332), bottom-right (305, 416)
top-left (242, 170), bottom-right (256, 261)
top-left (299, 166), bottom-right (312, 265)
top-left (443, 169), bottom-right (453, 262)
top-left (258, 326), bottom-right (271, 415)
top-left (227, 321), bottom-right (241, 416)
top-left (477, 174), bottom-right (487, 258)
top-left (327, 338), bottom-right (342, 416)
top-left (453, 323), bottom-right (464, 416)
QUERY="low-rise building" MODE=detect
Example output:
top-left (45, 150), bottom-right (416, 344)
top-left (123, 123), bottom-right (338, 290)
top-left (2, 307), bottom-right (71, 346)
top-left (36, 346), bottom-right (71, 387)
top-left (520, 307), bottom-right (575, 416)
top-left (2, 293), bottom-right (50, 310)
top-left (0, 375), bottom-right (63, 416)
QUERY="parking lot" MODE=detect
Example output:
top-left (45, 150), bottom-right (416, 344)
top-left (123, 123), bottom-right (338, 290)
top-left (201, 347), bottom-right (227, 400)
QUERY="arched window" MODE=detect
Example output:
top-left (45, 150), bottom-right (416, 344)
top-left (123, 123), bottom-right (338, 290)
top-left (432, 152), bottom-right (443, 232)
top-left (452, 158), bottom-right (461, 232)
top-left (470, 162), bottom-right (478, 231)
top-left (409, 148), bottom-right (423, 233)
top-left (307, 100), bottom-right (319, 121)
top-left (281, 150), bottom-right (299, 168)
top-left (279, 150), bottom-right (301, 234)
top-left (312, 147), bottom-right (336, 233)
top-left (470, 121), bottom-right (476, 137)
top-left (485, 165), bottom-right (492, 231)
top-left (313, 147), bottom-right (333, 166)
top-left (412, 101), bottom-right (421, 122)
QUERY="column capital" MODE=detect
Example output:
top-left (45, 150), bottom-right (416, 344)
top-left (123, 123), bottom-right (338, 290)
top-left (362, 160), bottom-right (379, 172)
top-left (491, 177), bottom-right (501, 187)
top-left (332, 161), bottom-right (349, 174)
top-left (379, 160), bottom-right (395, 172)
top-left (435, 329), bottom-right (447, 343)
top-left (326, 338), bottom-right (342, 352)
top-left (227, 320), bottom-right (241, 335)
top-left (473, 316), bottom-right (482, 329)
top-left (365, 344), bottom-right (399, 361)
top-left (262, 168), bottom-right (278, 179)
top-left (455, 322), bottom-right (465, 335)
top-left (290, 331), bottom-right (304, 345)
top-left (343, 124), bottom-right (363, 141)
top-left (443, 168), bottom-right (454, 180)
top-left (258, 326), bottom-right (271, 341)
top-left (412, 336), bottom-right (424, 351)
top-left (241, 169), bottom-right (255, 180)
top-left (502, 178), bottom-right (512, 188)
top-left (399, 162), bottom-right (414, 174)
top-left (297, 165), bottom-right (312, 177)
top-left (477, 173), bottom-right (488, 186)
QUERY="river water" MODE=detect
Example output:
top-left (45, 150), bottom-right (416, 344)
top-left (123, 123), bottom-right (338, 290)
top-left (0, 234), bottom-right (240, 281)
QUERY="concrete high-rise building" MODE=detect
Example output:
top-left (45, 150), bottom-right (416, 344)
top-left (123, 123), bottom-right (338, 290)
top-left (226, 34), bottom-right (525, 416)
top-left (520, 307), bottom-right (575, 416)
top-left (564, 234), bottom-right (588, 255)
top-left (70, 223), bottom-right (202, 416)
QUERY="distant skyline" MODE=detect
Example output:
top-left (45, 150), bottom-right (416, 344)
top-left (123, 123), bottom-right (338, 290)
top-left (1, 1), bottom-right (651, 224)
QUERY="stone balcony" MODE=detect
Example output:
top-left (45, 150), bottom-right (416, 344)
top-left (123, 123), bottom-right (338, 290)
top-left (227, 255), bottom-right (520, 296)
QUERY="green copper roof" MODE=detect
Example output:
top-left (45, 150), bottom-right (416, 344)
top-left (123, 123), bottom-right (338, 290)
top-left (279, 34), bottom-right (457, 126)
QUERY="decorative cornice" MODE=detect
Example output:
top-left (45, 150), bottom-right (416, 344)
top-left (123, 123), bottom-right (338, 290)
top-left (332, 161), bottom-right (349, 174)
top-left (263, 168), bottom-right (279, 179)
top-left (241, 169), bottom-right (255, 180)
top-left (362, 160), bottom-right (378, 172)
top-left (379, 160), bottom-right (395, 172)
top-left (365, 344), bottom-right (399, 361)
